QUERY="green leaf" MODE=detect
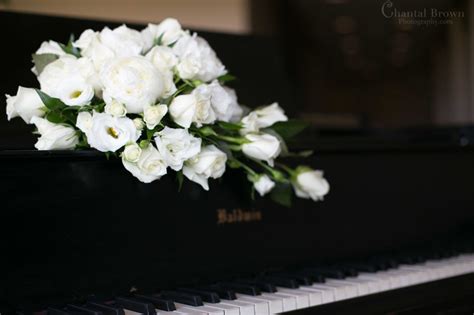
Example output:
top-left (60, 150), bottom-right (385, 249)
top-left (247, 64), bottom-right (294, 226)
top-left (176, 170), bottom-right (184, 192)
top-left (217, 73), bottom-right (236, 84)
top-left (31, 53), bottom-right (59, 75)
top-left (268, 120), bottom-right (309, 141)
top-left (59, 34), bottom-right (81, 57)
top-left (270, 183), bottom-right (292, 207)
top-left (218, 121), bottom-right (242, 131)
top-left (45, 111), bottom-right (63, 124)
top-left (35, 89), bottom-right (67, 111)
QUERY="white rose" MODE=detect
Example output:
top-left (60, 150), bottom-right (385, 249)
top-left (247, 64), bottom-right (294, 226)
top-left (31, 117), bottom-right (78, 150)
top-left (122, 144), bottom-right (167, 183)
top-left (292, 169), bottom-right (330, 201)
top-left (5, 87), bottom-right (46, 124)
top-left (122, 142), bottom-right (142, 163)
top-left (161, 70), bottom-right (177, 98)
top-left (241, 102), bottom-right (287, 134)
top-left (144, 104), bottom-right (168, 129)
top-left (206, 81), bottom-right (243, 122)
top-left (35, 40), bottom-right (66, 56)
top-left (169, 94), bottom-right (196, 128)
top-left (183, 145), bottom-right (227, 190)
top-left (145, 46), bottom-right (178, 73)
top-left (191, 84), bottom-right (216, 127)
top-left (242, 133), bottom-right (281, 166)
top-left (101, 56), bottom-right (164, 114)
top-left (76, 111), bottom-right (92, 133)
top-left (172, 33), bottom-right (226, 82)
top-left (105, 99), bottom-right (127, 117)
top-left (154, 127), bottom-right (201, 171)
top-left (100, 25), bottom-right (144, 56)
top-left (133, 117), bottom-right (145, 131)
top-left (74, 29), bottom-right (115, 70)
top-left (253, 174), bottom-right (275, 196)
top-left (38, 56), bottom-right (98, 104)
top-left (86, 112), bottom-right (141, 152)
top-left (141, 18), bottom-right (185, 51)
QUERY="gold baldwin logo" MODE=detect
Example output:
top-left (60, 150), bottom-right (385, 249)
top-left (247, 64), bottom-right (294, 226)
top-left (217, 208), bottom-right (262, 225)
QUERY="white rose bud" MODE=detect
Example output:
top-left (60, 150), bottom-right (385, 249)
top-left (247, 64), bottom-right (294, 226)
top-left (240, 102), bottom-right (287, 134)
top-left (206, 81), bottom-right (243, 122)
top-left (105, 99), bottom-right (127, 117)
top-left (133, 117), bottom-right (145, 131)
top-left (31, 117), bottom-right (78, 150)
top-left (183, 145), bottom-right (227, 190)
top-left (154, 127), bottom-right (201, 171)
top-left (122, 144), bottom-right (167, 183)
top-left (169, 94), bottom-right (197, 128)
top-left (85, 112), bottom-right (141, 152)
top-left (242, 133), bottom-right (281, 166)
top-left (144, 104), bottom-right (168, 129)
top-left (253, 174), bottom-right (275, 196)
top-left (76, 111), bottom-right (93, 133)
top-left (145, 46), bottom-right (178, 73)
top-left (292, 168), bottom-right (330, 202)
top-left (101, 56), bottom-right (164, 114)
top-left (35, 40), bottom-right (66, 56)
top-left (122, 142), bottom-right (142, 163)
top-left (5, 86), bottom-right (46, 124)
top-left (141, 18), bottom-right (185, 51)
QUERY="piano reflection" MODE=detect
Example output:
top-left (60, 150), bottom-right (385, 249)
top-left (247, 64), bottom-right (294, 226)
top-left (1, 11), bottom-right (474, 315)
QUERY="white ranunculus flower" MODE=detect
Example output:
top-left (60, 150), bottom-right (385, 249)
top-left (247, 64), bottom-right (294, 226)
top-left (122, 144), bottom-right (167, 183)
top-left (292, 169), bottom-right (330, 201)
top-left (253, 174), bottom-right (275, 196)
top-left (101, 56), bottom-right (164, 114)
top-left (144, 104), bottom-right (168, 129)
top-left (206, 81), bottom-right (243, 122)
top-left (183, 145), bottom-right (227, 190)
top-left (31, 117), bottom-right (78, 150)
top-left (242, 133), bottom-right (281, 166)
top-left (145, 45), bottom-right (178, 73)
top-left (5, 87), bottom-right (46, 124)
top-left (241, 102), bottom-right (288, 134)
top-left (133, 117), bottom-right (145, 131)
top-left (35, 40), bottom-right (66, 56)
top-left (172, 33), bottom-right (226, 82)
top-left (86, 112), bottom-right (141, 152)
top-left (105, 99), bottom-right (127, 117)
top-left (141, 18), bottom-right (185, 51)
top-left (169, 94), bottom-right (196, 128)
top-left (38, 55), bottom-right (99, 104)
top-left (154, 127), bottom-right (201, 171)
top-left (122, 142), bottom-right (142, 163)
top-left (76, 111), bottom-right (92, 133)
top-left (100, 25), bottom-right (145, 56)
top-left (74, 29), bottom-right (115, 70)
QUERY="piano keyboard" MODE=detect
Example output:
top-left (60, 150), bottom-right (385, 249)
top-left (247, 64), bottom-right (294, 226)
top-left (44, 251), bottom-right (474, 315)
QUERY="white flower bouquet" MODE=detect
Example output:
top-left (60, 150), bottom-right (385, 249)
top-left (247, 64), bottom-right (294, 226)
top-left (5, 18), bottom-right (329, 205)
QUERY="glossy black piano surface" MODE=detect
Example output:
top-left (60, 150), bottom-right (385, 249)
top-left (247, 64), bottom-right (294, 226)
top-left (1, 11), bottom-right (474, 315)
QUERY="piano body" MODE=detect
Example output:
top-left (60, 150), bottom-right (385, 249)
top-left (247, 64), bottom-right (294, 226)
top-left (1, 12), bottom-right (474, 315)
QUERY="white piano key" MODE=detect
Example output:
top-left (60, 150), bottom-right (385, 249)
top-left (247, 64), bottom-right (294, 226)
top-left (174, 303), bottom-right (209, 315)
top-left (262, 293), bottom-right (297, 312)
top-left (156, 311), bottom-right (178, 315)
top-left (356, 273), bottom-right (388, 292)
top-left (275, 288), bottom-right (310, 309)
top-left (342, 277), bottom-right (370, 296)
top-left (303, 285), bottom-right (335, 304)
top-left (242, 293), bottom-right (283, 314)
top-left (219, 299), bottom-right (255, 315)
top-left (203, 303), bottom-right (240, 315)
top-left (235, 295), bottom-right (270, 315)
top-left (290, 288), bottom-right (323, 306)
top-left (175, 303), bottom-right (225, 315)
top-left (325, 280), bottom-right (358, 299)
top-left (311, 283), bottom-right (346, 301)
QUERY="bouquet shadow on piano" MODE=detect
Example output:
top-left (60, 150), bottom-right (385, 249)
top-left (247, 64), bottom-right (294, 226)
top-left (2, 11), bottom-right (474, 315)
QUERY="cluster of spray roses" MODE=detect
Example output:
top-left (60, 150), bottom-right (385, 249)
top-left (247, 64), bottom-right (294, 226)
top-left (5, 18), bottom-right (329, 205)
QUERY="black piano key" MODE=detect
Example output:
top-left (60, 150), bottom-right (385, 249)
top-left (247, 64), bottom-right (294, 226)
top-left (236, 279), bottom-right (277, 293)
top-left (66, 304), bottom-right (103, 315)
top-left (160, 291), bottom-right (203, 307)
top-left (86, 302), bottom-right (125, 315)
top-left (333, 265), bottom-right (358, 277)
top-left (219, 282), bottom-right (261, 296)
top-left (297, 270), bottom-right (326, 283)
top-left (47, 307), bottom-right (79, 315)
top-left (115, 297), bottom-right (156, 315)
top-left (200, 285), bottom-right (237, 300)
top-left (304, 268), bottom-right (345, 279)
top-left (343, 262), bottom-right (378, 273)
top-left (133, 294), bottom-right (176, 311)
top-left (275, 273), bottom-right (313, 286)
top-left (177, 288), bottom-right (221, 303)
top-left (262, 276), bottom-right (299, 289)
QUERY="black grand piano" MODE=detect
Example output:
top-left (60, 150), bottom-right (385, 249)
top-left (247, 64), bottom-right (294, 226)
top-left (1, 12), bottom-right (474, 315)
